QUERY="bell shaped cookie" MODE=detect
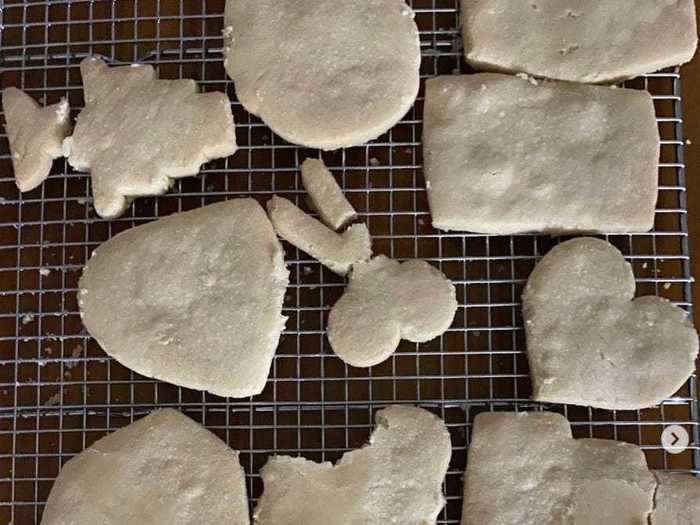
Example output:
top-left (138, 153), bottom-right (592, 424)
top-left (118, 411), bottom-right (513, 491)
top-left (78, 199), bottom-right (288, 398)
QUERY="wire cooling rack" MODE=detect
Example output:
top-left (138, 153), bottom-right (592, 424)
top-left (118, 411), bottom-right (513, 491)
top-left (0, 1), bottom-right (698, 523)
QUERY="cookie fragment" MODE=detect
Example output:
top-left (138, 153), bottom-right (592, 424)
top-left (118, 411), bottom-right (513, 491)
top-left (42, 409), bottom-right (250, 525)
top-left (462, 411), bottom-right (656, 525)
top-left (423, 74), bottom-right (659, 234)
top-left (2, 87), bottom-right (71, 192)
top-left (651, 472), bottom-right (700, 525)
top-left (79, 199), bottom-right (288, 398)
top-left (223, 0), bottom-right (420, 150)
top-left (67, 57), bottom-right (237, 218)
top-left (254, 405), bottom-right (451, 525)
top-left (461, 0), bottom-right (698, 83)
top-left (267, 195), bottom-right (371, 276)
top-left (327, 256), bottom-right (457, 367)
top-left (523, 237), bottom-right (699, 410)
top-left (301, 158), bottom-right (357, 231)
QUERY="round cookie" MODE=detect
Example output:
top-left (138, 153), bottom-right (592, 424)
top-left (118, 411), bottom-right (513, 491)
top-left (223, 0), bottom-right (421, 150)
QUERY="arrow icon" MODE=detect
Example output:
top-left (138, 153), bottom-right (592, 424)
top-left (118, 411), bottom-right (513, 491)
top-left (661, 425), bottom-right (689, 455)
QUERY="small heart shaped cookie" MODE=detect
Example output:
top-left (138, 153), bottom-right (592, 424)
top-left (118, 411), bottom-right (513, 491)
top-left (523, 237), bottom-right (699, 410)
top-left (328, 255), bottom-right (458, 367)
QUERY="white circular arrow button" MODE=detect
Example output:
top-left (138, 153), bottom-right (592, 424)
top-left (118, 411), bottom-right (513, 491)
top-left (661, 425), bottom-right (689, 455)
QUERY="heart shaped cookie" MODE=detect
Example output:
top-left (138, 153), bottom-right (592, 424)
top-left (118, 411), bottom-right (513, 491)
top-left (523, 237), bottom-right (699, 410)
top-left (327, 255), bottom-right (458, 367)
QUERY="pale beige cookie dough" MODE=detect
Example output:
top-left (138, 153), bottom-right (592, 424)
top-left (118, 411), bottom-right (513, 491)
top-left (42, 409), bottom-right (250, 525)
top-left (651, 472), bottom-right (700, 525)
top-left (462, 411), bottom-right (657, 525)
top-left (254, 405), bottom-right (451, 525)
top-left (461, 0), bottom-right (698, 83)
top-left (67, 57), bottom-right (237, 218)
top-left (223, 0), bottom-right (420, 150)
top-left (2, 87), bottom-right (71, 192)
top-left (301, 158), bottom-right (356, 231)
top-left (328, 256), bottom-right (457, 367)
top-left (78, 199), bottom-right (289, 398)
top-left (267, 195), bottom-right (371, 276)
top-left (523, 238), bottom-right (699, 410)
top-left (423, 74), bottom-right (659, 234)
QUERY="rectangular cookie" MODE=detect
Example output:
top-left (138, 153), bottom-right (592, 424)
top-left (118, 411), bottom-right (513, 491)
top-left (422, 74), bottom-right (660, 235)
top-left (460, 0), bottom-right (698, 83)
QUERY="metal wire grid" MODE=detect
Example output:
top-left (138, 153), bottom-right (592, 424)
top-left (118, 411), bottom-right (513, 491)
top-left (0, 0), bottom-right (697, 523)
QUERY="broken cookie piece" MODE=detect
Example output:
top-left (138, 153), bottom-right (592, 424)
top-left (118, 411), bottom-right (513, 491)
top-left (67, 57), bottom-right (237, 218)
top-left (2, 87), bottom-right (71, 192)
top-left (651, 472), bottom-right (700, 525)
top-left (461, 0), bottom-right (698, 83)
top-left (328, 256), bottom-right (457, 367)
top-left (223, 0), bottom-right (420, 150)
top-left (423, 74), bottom-right (659, 234)
top-left (267, 195), bottom-right (371, 276)
top-left (523, 237), bottom-right (699, 410)
top-left (462, 411), bottom-right (657, 525)
top-left (79, 199), bottom-right (288, 398)
top-left (254, 405), bottom-right (451, 525)
top-left (301, 158), bottom-right (357, 231)
top-left (42, 409), bottom-right (250, 525)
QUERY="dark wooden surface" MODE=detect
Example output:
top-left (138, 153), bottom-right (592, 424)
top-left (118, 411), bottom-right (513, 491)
top-left (682, 58), bottom-right (700, 331)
